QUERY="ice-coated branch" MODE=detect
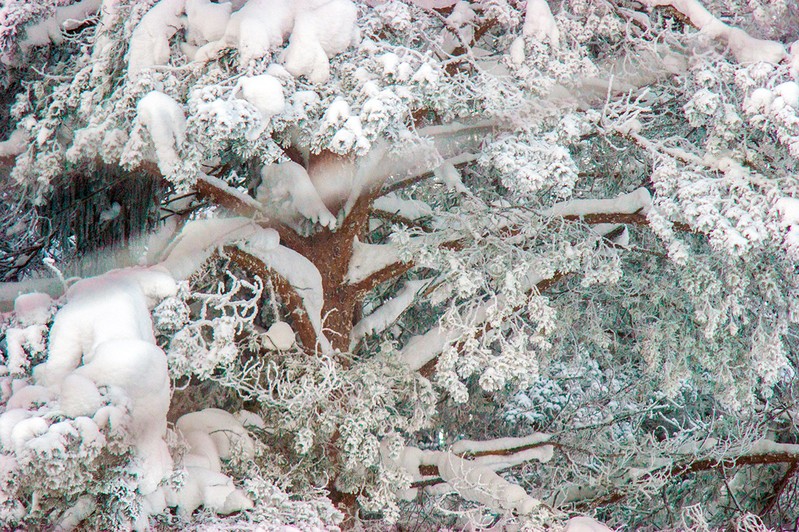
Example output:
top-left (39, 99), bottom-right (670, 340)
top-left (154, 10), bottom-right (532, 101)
top-left (642, 0), bottom-right (786, 64)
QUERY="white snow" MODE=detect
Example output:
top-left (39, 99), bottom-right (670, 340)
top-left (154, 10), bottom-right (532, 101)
top-left (257, 161), bottom-right (337, 228)
top-left (262, 321), bottom-right (296, 350)
top-left (744, 87), bottom-right (773, 115)
top-left (351, 279), bottom-right (430, 348)
top-left (186, 0), bottom-right (232, 46)
top-left (564, 516), bottom-right (614, 532)
top-left (387, 447), bottom-right (542, 515)
top-left (58, 373), bottom-right (103, 418)
top-left (776, 197), bottom-right (799, 227)
top-left (237, 243), bottom-right (330, 352)
top-left (544, 188), bottom-right (652, 218)
top-left (75, 338), bottom-right (172, 494)
top-left (239, 75), bottom-right (286, 118)
top-left (164, 408), bottom-right (258, 516)
top-left (283, 0), bottom-right (358, 83)
top-left (523, 0), bottom-right (560, 47)
top-left (224, 0), bottom-right (295, 65)
top-left (774, 82), bottom-right (799, 110)
top-left (5, 384), bottom-right (50, 410)
top-left (137, 91), bottom-right (187, 175)
top-left (198, 173), bottom-right (265, 214)
top-left (748, 438), bottom-right (799, 456)
top-left (509, 37), bottom-right (526, 65)
top-left (0, 129), bottom-right (27, 158)
top-left (433, 162), bottom-right (470, 193)
top-left (127, 0), bottom-right (186, 78)
top-left (373, 194), bottom-right (433, 220)
top-left (158, 217), bottom-right (279, 279)
top-left (451, 433), bottom-right (551, 455)
top-left (17, 0), bottom-right (102, 52)
top-left (642, 0), bottom-right (785, 64)
top-left (346, 238), bottom-right (401, 285)
top-left (176, 408), bottom-right (258, 460)
top-left (36, 268), bottom-right (176, 387)
top-left (5, 325), bottom-right (47, 375)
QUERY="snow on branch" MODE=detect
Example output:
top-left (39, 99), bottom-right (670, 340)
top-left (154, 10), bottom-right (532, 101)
top-left (522, 0), bottom-right (560, 47)
top-left (544, 188), bottom-right (652, 219)
top-left (197, 173), bottom-right (264, 216)
top-left (372, 194), bottom-right (433, 221)
top-left (643, 0), bottom-right (786, 64)
top-left (127, 0), bottom-right (358, 83)
top-left (350, 279), bottom-right (432, 349)
top-left (451, 432), bottom-right (552, 458)
top-left (158, 217), bottom-right (278, 280)
top-left (385, 435), bottom-right (555, 515)
top-left (229, 245), bottom-right (331, 353)
top-left (345, 238), bottom-right (402, 286)
top-left (13, 0), bottom-right (101, 55)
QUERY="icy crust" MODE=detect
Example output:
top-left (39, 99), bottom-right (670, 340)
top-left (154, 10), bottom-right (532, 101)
top-left (128, 0), bottom-right (358, 83)
top-left (0, 269), bottom-right (260, 527)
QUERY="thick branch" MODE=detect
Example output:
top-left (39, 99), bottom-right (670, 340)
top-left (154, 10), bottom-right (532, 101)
top-left (225, 246), bottom-right (318, 351)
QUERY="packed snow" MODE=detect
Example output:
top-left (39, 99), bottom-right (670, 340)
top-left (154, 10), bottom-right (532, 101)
top-left (136, 91), bottom-right (187, 176)
top-left (128, 0), bottom-right (357, 83)
top-left (0, 266), bottom-right (263, 526)
top-left (523, 0), bottom-right (560, 46)
top-left (642, 0), bottom-right (786, 64)
top-left (256, 161), bottom-right (338, 229)
top-left (261, 321), bottom-right (296, 350)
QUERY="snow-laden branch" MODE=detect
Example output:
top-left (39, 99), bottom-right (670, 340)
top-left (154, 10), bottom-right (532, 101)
top-left (154, 217), bottom-right (328, 351)
top-left (451, 432), bottom-right (552, 457)
top-left (233, 244), bottom-right (331, 354)
top-left (372, 194), bottom-right (433, 221)
top-left (11, 0), bottom-right (101, 56)
top-left (642, 0), bottom-right (786, 64)
top-left (522, 0), bottom-right (560, 46)
top-left (350, 279), bottom-right (432, 349)
top-left (385, 447), bottom-right (545, 514)
top-left (401, 264), bottom-right (551, 372)
top-left (158, 217), bottom-right (277, 280)
top-left (544, 188), bottom-right (652, 218)
top-left (257, 160), bottom-right (337, 229)
top-left (384, 434), bottom-right (554, 514)
top-left (198, 173), bottom-right (264, 215)
top-left (345, 238), bottom-right (401, 286)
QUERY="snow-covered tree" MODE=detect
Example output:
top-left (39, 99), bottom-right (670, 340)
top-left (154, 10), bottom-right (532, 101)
top-left (2, 0), bottom-right (799, 529)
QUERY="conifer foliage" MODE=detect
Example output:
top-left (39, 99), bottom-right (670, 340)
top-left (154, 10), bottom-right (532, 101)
top-left (2, 0), bottom-right (799, 529)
